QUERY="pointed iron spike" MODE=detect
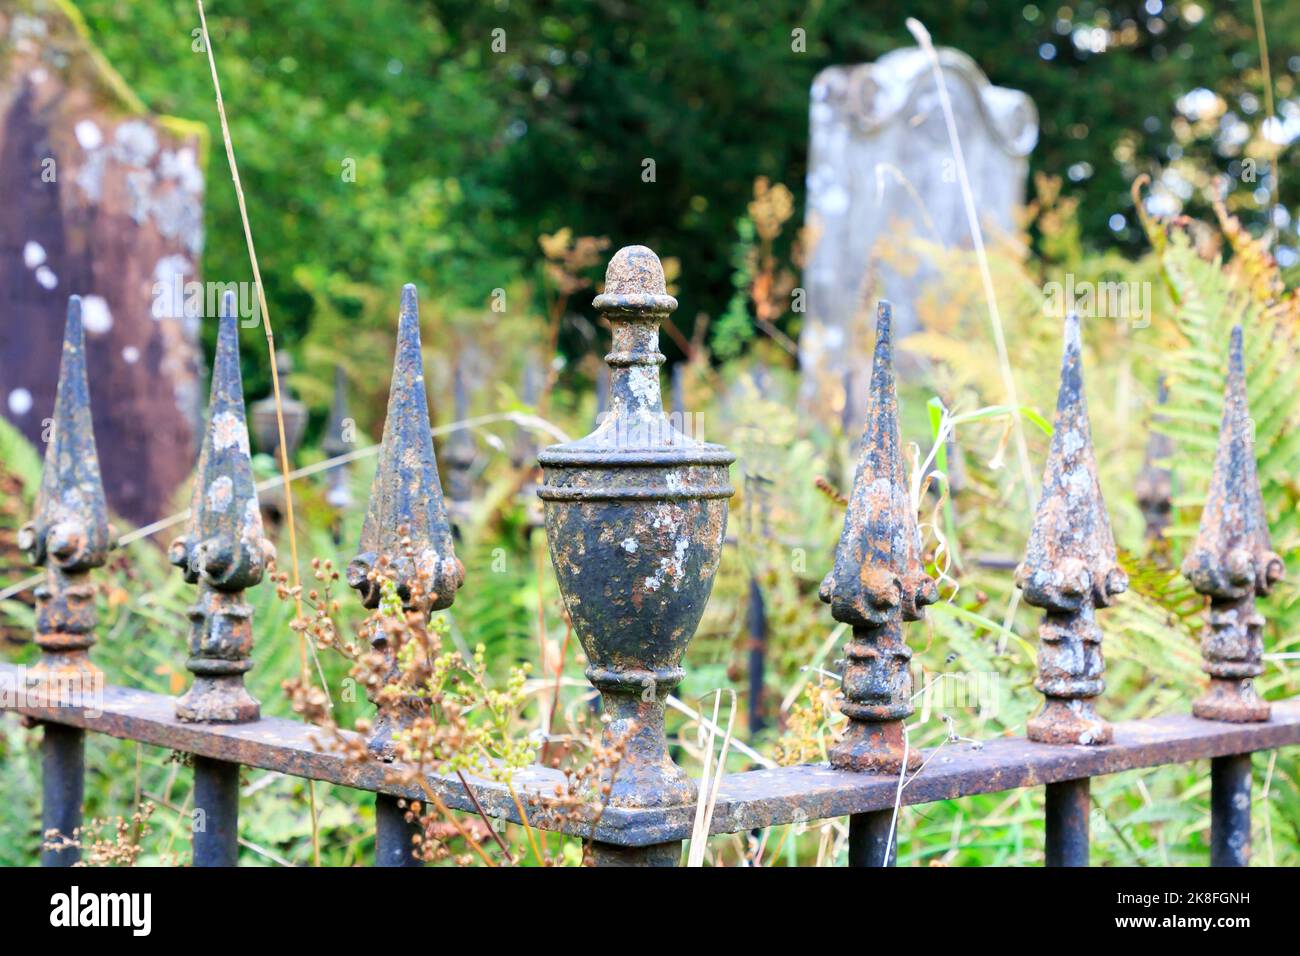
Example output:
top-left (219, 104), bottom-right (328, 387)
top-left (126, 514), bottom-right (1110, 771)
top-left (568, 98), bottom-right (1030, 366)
top-left (818, 301), bottom-right (936, 774)
top-left (821, 301), bottom-right (936, 629)
top-left (24, 294), bottom-right (111, 573)
top-left (22, 295), bottom-right (110, 681)
top-left (348, 285), bottom-right (465, 758)
top-left (1183, 325), bottom-right (1282, 723)
top-left (170, 290), bottom-right (269, 723)
top-left (347, 284), bottom-right (464, 615)
top-left (1016, 313), bottom-right (1126, 746)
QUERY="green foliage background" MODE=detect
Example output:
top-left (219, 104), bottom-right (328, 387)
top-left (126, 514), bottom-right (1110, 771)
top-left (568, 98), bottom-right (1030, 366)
top-left (69, 0), bottom-right (1300, 382)
top-left (1, 0), bottom-right (1297, 867)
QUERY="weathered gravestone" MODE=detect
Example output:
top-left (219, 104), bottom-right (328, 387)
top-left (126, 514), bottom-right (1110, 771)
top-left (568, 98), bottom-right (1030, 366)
top-left (0, 0), bottom-right (204, 526)
top-left (799, 46), bottom-right (1037, 420)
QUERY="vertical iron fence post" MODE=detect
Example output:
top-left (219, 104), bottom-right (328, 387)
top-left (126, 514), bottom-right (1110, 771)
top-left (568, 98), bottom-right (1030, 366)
top-left (538, 245), bottom-right (735, 866)
top-left (19, 295), bottom-right (111, 866)
top-left (167, 292), bottom-right (272, 866)
top-left (819, 302), bottom-right (938, 866)
top-left (1181, 325), bottom-right (1284, 866)
top-left (746, 576), bottom-right (768, 734)
top-left (1135, 375), bottom-right (1173, 546)
top-left (322, 364), bottom-right (354, 544)
top-left (444, 364), bottom-right (476, 533)
top-left (346, 285), bottom-right (465, 866)
top-left (1015, 312), bottom-right (1128, 867)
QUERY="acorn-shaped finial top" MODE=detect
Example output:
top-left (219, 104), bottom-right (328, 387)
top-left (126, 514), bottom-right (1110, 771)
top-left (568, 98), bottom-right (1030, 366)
top-left (593, 245), bottom-right (678, 315)
top-left (1181, 325), bottom-right (1284, 599)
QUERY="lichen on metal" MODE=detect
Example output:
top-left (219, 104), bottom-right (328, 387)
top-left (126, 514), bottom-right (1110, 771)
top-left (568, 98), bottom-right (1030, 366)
top-left (1015, 313), bottom-right (1128, 745)
top-left (1181, 326), bottom-right (1283, 723)
top-left (168, 292), bottom-right (272, 723)
top-left (346, 284), bottom-right (464, 755)
top-left (19, 295), bottom-right (111, 688)
top-left (818, 301), bottom-right (937, 773)
top-left (538, 245), bottom-right (735, 809)
top-left (1135, 374), bottom-right (1174, 542)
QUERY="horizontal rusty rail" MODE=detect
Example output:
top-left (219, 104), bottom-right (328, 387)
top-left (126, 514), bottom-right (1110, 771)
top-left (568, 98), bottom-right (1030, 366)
top-left (5, 663), bottom-right (1296, 848)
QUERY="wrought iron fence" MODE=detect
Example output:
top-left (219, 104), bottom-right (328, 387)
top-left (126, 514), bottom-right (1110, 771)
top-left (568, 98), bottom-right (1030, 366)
top-left (3, 244), bottom-right (1296, 867)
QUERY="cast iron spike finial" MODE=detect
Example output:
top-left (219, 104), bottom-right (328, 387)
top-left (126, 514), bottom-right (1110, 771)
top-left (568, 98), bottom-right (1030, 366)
top-left (819, 301), bottom-right (937, 773)
top-left (1015, 312), bottom-right (1128, 745)
top-left (539, 244), bottom-right (734, 822)
top-left (1182, 326), bottom-right (1283, 722)
top-left (347, 285), bottom-right (464, 757)
top-left (1136, 375), bottom-right (1174, 543)
top-left (347, 284), bottom-right (464, 614)
top-left (168, 292), bottom-right (271, 722)
top-left (19, 295), bottom-right (111, 682)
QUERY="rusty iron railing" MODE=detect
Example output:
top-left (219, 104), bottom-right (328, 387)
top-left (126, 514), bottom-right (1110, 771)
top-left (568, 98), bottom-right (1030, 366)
top-left (3, 247), bottom-right (1297, 867)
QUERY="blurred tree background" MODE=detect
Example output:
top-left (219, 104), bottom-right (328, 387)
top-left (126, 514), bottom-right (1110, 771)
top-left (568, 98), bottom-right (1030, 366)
top-left (4, 0), bottom-right (1299, 867)
top-left (70, 0), bottom-right (1299, 387)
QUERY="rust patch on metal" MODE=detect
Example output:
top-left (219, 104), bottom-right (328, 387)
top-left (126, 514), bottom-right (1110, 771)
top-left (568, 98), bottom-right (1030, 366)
top-left (1182, 326), bottom-right (1283, 723)
top-left (1016, 313), bottom-right (1128, 745)
top-left (818, 302), bottom-right (937, 773)
top-left (168, 292), bottom-right (270, 724)
top-left (538, 245), bottom-right (735, 809)
top-left (7, 663), bottom-right (1297, 846)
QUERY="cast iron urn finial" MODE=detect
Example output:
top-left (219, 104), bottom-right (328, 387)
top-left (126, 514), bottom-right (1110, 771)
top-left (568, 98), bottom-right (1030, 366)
top-left (1015, 313), bottom-right (1128, 745)
top-left (538, 245), bottom-right (735, 808)
top-left (819, 302), bottom-right (938, 773)
top-left (1181, 326), bottom-right (1283, 722)
top-left (20, 295), bottom-right (112, 685)
top-left (169, 292), bottom-right (273, 723)
top-left (346, 285), bottom-right (465, 757)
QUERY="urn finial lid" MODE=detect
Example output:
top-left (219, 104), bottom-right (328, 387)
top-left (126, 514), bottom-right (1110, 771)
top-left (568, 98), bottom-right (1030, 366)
top-left (1015, 313), bottom-right (1128, 611)
top-left (539, 244), bottom-right (733, 472)
top-left (1181, 325), bottom-right (1284, 599)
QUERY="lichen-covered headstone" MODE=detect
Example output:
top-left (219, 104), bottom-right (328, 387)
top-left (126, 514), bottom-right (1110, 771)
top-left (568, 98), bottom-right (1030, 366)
top-left (799, 47), bottom-right (1037, 419)
top-left (0, 0), bottom-right (204, 525)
